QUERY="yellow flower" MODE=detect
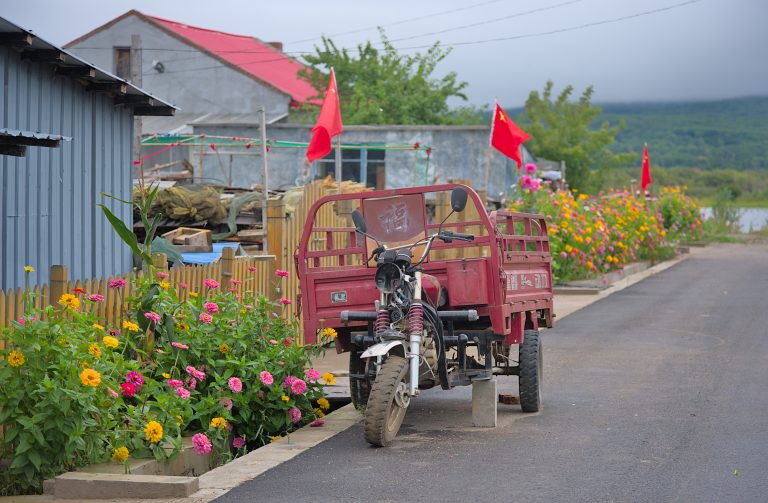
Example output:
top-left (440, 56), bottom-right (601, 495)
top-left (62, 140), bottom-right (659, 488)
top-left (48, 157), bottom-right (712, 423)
top-left (23, 265), bottom-right (34, 273)
top-left (158, 281), bottom-right (171, 289)
top-left (189, 291), bottom-right (199, 298)
top-left (321, 372), bottom-right (336, 386)
top-left (123, 320), bottom-right (140, 332)
top-left (564, 245), bottom-right (573, 253)
top-left (281, 395), bottom-right (290, 402)
top-left (80, 368), bottom-right (101, 387)
top-left (144, 421), bottom-right (163, 443)
top-left (210, 417), bottom-right (228, 429)
top-left (316, 397), bottom-right (330, 411)
top-left (8, 350), bottom-right (25, 368)
top-left (321, 327), bottom-right (338, 339)
top-left (111, 446), bottom-right (129, 463)
top-left (218, 343), bottom-right (231, 355)
top-left (102, 336), bottom-right (119, 349)
top-left (162, 373), bottom-right (171, 379)
top-left (88, 343), bottom-right (102, 358)
top-left (59, 293), bottom-right (80, 310)
top-left (314, 408), bottom-right (325, 418)
top-left (93, 324), bottom-right (104, 331)
top-left (270, 435), bottom-right (282, 443)
top-left (175, 415), bottom-right (182, 427)
top-left (176, 322), bottom-right (190, 331)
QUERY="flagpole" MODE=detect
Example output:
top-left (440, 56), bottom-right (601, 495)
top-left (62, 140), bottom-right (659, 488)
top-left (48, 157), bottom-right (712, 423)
top-left (335, 135), bottom-right (342, 194)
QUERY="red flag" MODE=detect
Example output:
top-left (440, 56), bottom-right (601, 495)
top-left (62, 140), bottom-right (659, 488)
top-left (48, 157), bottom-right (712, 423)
top-left (490, 102), bottom-right (531, 168)
top-left (641, 143), bottom-right (652, 191)
top-left (306, 69), bottom-right (343, 163)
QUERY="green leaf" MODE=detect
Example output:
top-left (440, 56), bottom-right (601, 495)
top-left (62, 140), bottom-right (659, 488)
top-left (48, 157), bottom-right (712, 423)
top-left (27, 449), bottom-right (42, 470)
top-left (99, 204), bottom-right (150, 262)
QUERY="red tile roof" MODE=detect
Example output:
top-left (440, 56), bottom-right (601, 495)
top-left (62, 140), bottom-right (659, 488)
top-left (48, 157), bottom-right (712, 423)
top-left (147, 15), bottom-right (318, 105)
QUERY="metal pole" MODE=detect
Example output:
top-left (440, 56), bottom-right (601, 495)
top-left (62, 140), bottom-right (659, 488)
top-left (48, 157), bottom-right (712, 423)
top-left (260, 107), bottom-right (269, 254)
top-left (130, 35), bottom-right (143, 180)
top-left (335, 136), bottom-right (342, 194)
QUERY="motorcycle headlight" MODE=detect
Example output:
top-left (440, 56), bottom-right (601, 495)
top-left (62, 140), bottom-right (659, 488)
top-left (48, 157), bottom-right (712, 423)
top-left (375, 262), bottom-right (403, 293)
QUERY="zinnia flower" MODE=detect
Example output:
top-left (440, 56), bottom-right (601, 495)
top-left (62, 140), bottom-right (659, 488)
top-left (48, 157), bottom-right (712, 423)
top-left (73, 288), bottom-right (88, 294)
top-left (314, 408), bottom-right (325, 418)
top-left (123, 320), bottom-right (140, 332)
top-left (185, 365), bottom-right (205, 380)
top-left (281, 395), bottom-right (290, 402)
top-left (218, 343), bottom-right (230, 355)
top-left (203, 302), bottom-right (219, 314)
top-left (171, 342), bottom-right (189, 350)
top-left (317, 397), bottom-right (331, 411)
top-left (80, 368), bottom-right (101, 387)
top-left (288, 406), bottom-right (301, 423)
top-left (144, 311), bottom-right (161, 323)
top-left (112, 446), bottom-right (130, 463)
top-left (305, 368), bottom-right (321, 381)
top-left (260, 371), bottom-right (274, 386)
top-left (203, 278), bottom-right (219, 289)
top-left (107, 386), bottom-right (119, 398)
top-left (144, 421), bottom-right (163, 443)
top-left (220, 397), bottom-right (234, 410)
top-left (524, 163), bottom-right (538, 175)
top-left (199, 312), bottom-right (213, 324)
top-left (158, 281), bottom-right (171, 289)
top-left (290, 378), bottom-right (307, 395)
top-left (322, 372), bottom-right (336, 386)
top-left (321, 327), bottom-right (338, 339)
top-left (247, 265), bottom-right (257, 272)
top-left (86, 293), bottom-right (104, 302)
top-left (58, 293), bottom-right (80, 310)
top-left (108, 278), bottom-right (126, 289)
top-left (126, 371), bottom-right (144, 388)
top-left (93, 323), bottom-right (104, 331)
top-left (310, 419), bottom-right (325, 427)
top-left (23, 265), bottom-right (34, 273)
top-left (228, 377), bottom-right (243, 393)
top-left (8, 350), bottom-right (25, 368)
top-left (192, 433), bottom-right (212, 455)
top-left (156, 271), bottom-right (169, 279)
top-left (167, 379), bottom-right (183, 388)
top-left (283, 375), bottom-right (297, 389)
top-left (88, 343), bottom-right (102, 358)
top-left (275, 269), bottom-right (289, 278)
top-left (175, 387), bottom-right (191, 399)
top-left (210, 417), bottom-right (228, 429)
top-left (102, 336), bottom-right (119, 349)
top-left (232, 437), bottom-right (246, 449)
top-left (179, 282), bottom-right (188, 289)
top-left (121, 382), bottom-right (137, 397)
top-left (279, 298), bottom-right (292, 305)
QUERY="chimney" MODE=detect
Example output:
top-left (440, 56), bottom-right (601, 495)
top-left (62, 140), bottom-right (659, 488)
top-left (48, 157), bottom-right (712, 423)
top-left (266, 41), bottom-right (283, 52)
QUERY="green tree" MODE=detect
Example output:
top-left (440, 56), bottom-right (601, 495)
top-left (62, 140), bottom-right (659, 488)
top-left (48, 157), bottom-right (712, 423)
top-left (296, 30), bottom-right (482, 125)
top-left (521, 81), bottom-right (634, 192)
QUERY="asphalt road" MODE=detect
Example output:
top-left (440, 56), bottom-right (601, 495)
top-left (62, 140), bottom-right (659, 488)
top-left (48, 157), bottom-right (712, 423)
top-left (215, 244), bottom-right (768, 503)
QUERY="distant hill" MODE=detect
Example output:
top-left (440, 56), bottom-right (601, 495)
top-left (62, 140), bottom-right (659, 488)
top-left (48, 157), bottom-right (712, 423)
top-left (601, 97), bottom-right (768, 170)
top-left (499, 96), bottom-right (768, 170)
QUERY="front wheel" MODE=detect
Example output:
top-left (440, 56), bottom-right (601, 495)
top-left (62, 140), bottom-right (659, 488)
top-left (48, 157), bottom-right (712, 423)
top-left (518, 329), bottom-right (542, 412)
top-left (364, 355), bottom-right (410, 447)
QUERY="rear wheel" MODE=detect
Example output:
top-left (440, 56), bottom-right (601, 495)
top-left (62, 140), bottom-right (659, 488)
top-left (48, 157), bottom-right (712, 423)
top-left (364, 355), bottom-right (409, 447)
top-left (349, 350), bottom-right (371, 410)
top-left (519, 329), bottom-right (542, 412)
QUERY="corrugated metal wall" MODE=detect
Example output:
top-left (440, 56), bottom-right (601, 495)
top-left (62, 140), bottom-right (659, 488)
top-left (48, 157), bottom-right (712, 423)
top-left (0, 47), bottom-right (133, 290)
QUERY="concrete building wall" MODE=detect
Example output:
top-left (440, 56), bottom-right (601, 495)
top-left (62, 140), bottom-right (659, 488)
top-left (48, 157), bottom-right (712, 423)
top-left (67, 15), bottom-right (291, 117)
top-left (0, 47), bottom-right (134, 290)
top-left (191, 123), bottom-right (534, 198)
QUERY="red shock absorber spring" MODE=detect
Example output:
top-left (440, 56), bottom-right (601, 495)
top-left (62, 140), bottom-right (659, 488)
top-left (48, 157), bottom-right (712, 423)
top-left (408, 302), bottom-right (424, 336)
top-left (374, 308), bottom-right (390, 334)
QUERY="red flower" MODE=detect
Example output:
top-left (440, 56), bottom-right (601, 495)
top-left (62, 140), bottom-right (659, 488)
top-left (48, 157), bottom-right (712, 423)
top-left (120, 382), bottom-right (137, 397)
top-left (279, 298), bottom-right (292, 305)
top-left (413, 142), bottom-right (420, 149)
top-left (426, 148), bottom-right (432, 156)
top-left (73, 288), bottom-right (87, 294)
top-left (210, 144), bottom-right (216, 150)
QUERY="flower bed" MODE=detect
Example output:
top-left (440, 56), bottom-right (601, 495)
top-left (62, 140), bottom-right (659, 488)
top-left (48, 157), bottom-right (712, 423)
top-left (0, 267), bottom-right (334, 496)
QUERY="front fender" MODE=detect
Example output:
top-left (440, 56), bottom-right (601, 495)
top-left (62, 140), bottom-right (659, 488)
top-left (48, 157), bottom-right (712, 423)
top-left (360, 340), bottom-right (406, 359)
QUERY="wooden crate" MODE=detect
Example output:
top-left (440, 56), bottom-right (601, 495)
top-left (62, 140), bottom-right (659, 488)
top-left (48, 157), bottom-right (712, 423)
top-left (162, 227), bottom-right (212, 252)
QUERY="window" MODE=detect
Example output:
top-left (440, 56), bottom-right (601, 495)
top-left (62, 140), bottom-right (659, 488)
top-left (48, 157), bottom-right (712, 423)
top-left (316, 148), bottom-right (386, 189)
top-left (114, 47), bottom-right (131, 79)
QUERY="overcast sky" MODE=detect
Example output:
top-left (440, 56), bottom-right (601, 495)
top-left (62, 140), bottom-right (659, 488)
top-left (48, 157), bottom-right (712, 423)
top-left (4, 0), bottom-right (767, 107)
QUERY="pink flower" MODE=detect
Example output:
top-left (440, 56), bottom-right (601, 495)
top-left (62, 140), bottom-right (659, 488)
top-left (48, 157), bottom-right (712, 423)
top-left (279, 298), bottom-right (292, 305)
top-left (228, 377), bottom-right (243, 393)
top-left (291, 378), bottom-right (307, 395)
top-left (191, 433), bottom-right (212, 455)
top-left (530, 179), bottom-right (541, 191)
top-left (560, 251), bottom-right (568, 259)
top-left (120, 382), bottom-right (137, 398)
top-left (17, 317), bottom-right (26, 326)
top-left (155, 272), bottom-right (169, 279)
top-left (232, 437), bottom-right (246, 449)
top-left (310, 419), bottom-right (325, 427)
top-left (260, 371), bottom-right (274, 386)
top-left (179, 282), bottom-right (188, 289)
top-left (167, 379), bottom-right (183, 388)
top-left (519, 175), bottom-right (533, 190)
top-left (185, 366), bottom-right (206, 381)
top-left (172, 342), bottom-right (189, 350)
top-left (230, 279), bottom-right (242, 285)
top-left (107, 387), bottom-right (119, 398)
top-left (199, 312), bottom-right (213, 324)
top-left (283, 375), bottom-right (297, 389)
top-left (305, 368), bottom-right (321, 381)
top-left (86, 294), bottom-right (104, 302)
top-left (524, 163), bottom-right (537, 175)
top-left (175, 387), bottom-right (191, 399)
top-left (275, 269), bottom-right (289, 278)
top-left (203, 278), bottom-right (219, 289)
top-left (247, 265), bottom-right (257, 272)
top-left (244, 304), bottom-right (253, 310)
top-left (288, 406), bottom-right (302, 423)
top-left (185, 377), bottom-right (197, 390)
top-left (108, 278), bottom-right (126, 289)
top-left (203, 302), bottom-right (219, 314)
top-left (144, 311), bottom-right (161, 323)
top-left (126, 371), bottom-right (144, 388)
top-left (220, 397), bottom-right (234, 410)
top-left (270, 339), bottom-right (278, 345)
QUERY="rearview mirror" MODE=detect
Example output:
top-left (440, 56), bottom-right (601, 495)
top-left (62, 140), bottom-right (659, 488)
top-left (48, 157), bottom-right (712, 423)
top-left (351, 209), bottom-right (367, 234)
top-left (451, 187), bottom-right (468, 212)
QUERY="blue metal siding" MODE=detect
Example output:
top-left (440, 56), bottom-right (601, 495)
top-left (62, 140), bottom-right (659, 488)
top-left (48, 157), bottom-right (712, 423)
top-left (0, 47), bottom-right (134, 290)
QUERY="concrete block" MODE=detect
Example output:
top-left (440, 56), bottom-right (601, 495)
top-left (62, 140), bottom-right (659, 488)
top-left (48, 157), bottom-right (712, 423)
top-left (54, 472), bottom-right (199, 500)
top-left (42, 478), bottom-right (55, 495)
top-left (472, 378), bottom-right (497, 427)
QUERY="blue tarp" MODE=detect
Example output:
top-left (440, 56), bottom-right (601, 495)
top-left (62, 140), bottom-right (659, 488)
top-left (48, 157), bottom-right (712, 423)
top-left (181, 242), bottom-right (241, 265)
